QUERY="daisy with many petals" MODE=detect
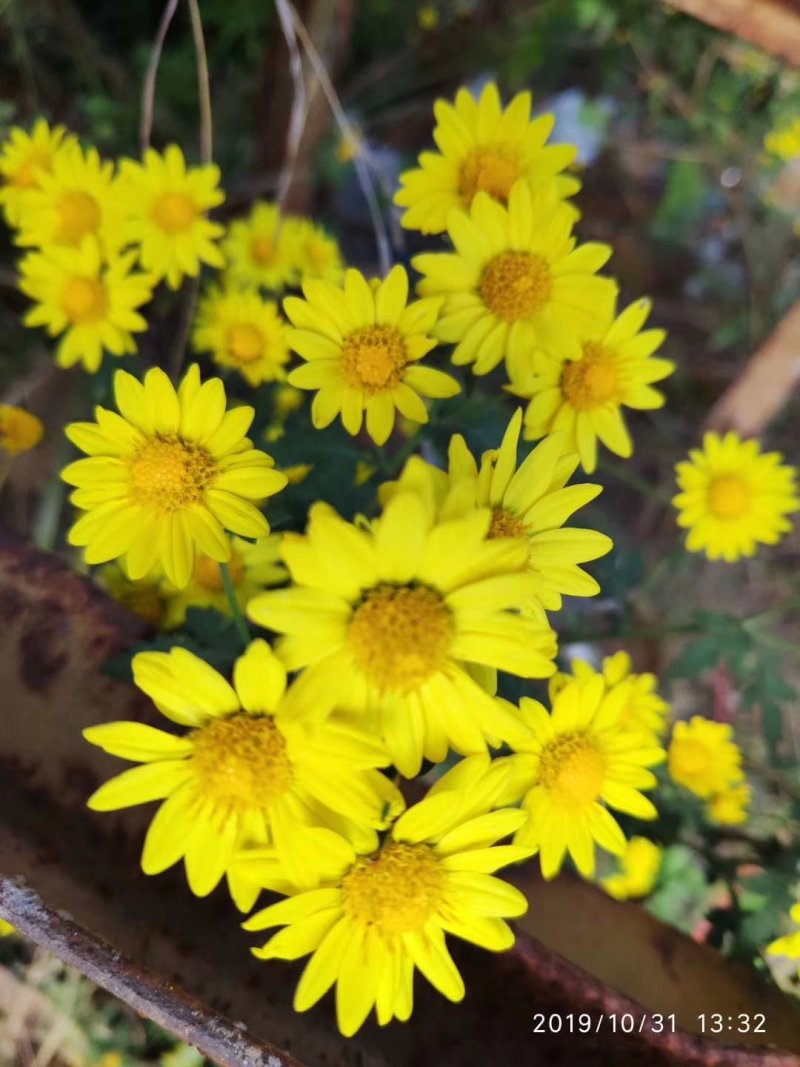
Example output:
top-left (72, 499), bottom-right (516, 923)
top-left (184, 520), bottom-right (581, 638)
top-left (13, 142), bottom-right (126, 253)
top-left (667, 716), bottom-right (744, 800)
top-left (673, 432), bottom-right (799, 562)
top-left (413, 182), bottom-right (616, 377)
top-left (285, 265), bottom-right (460, 446)
top-left (242, 755), bottom-right (532, 1036)
top-left (247, 490), bottom-right (557, 777)
top-left (501, 674), bottom-right (664, 879)
top-left (223, 201), bottom-right (300, 292)
top-left (293, 218), bottom-right (344, 283)
top-left (84, 641), bottom-right (401, 909)
top-left (394, 82), bottom-right (579, 235)
top-left (192, 286), bottom-right (291, 386)
top-left (62, 364), bottom-right (287, 588)
top-left (600, 836), bottom-right (662, 901)
top-left (19, 239), bottom-right (154, 372)
top-left (119, 145), bottom-right (225, 289)
top-left (0, 118), bottom-right (76, 227)
top-left (511, 297), bottom-right (673, 473)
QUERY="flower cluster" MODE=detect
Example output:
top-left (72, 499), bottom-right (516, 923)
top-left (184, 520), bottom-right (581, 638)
top-left (667, 716), bottom-right (750, 825)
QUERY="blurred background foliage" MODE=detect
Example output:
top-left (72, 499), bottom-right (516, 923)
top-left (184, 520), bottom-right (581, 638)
top-left (5, 0), bottom-right (800, 1060)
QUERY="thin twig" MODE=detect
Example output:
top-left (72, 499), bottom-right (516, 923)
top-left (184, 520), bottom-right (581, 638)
top-left (140, 0), bottom-right (181, 155)
top-left (185, 0), bottom-right (213, 163)
top-left (273, 0), bottom-right (310, 209)
top-left (220, 561), bottom-right (250, 647)
top-left (284, 1), bottom-right (393, 274)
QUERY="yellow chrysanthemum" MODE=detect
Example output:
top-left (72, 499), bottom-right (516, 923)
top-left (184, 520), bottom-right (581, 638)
top-left (242, 755), bottom-right (532, 1036)
top-left (118, 145), bottom-right (225, 289)
top-left (673, 432), bottom-right (799, 562)
top-left (562, 651), bottom-right (669, 740)
top-left (100, 564), bottom-right (171, 629)
top-left (84, 641), bottom-right (401, 907)
top-left (19, 239), bottom-right (154, 373)
top-left (162, 534), bottom-right (287, 628)
top-left (192, 287), bottom-right (291, 386)
top-left (293, 218), bottom-right (344, 283)
top-left (394, 82), bottom-right (579, 235)
top-left (707, 781), bottom-right (751, 826)
top-left (433, 410), bottom-right (612, 612)
top-left (764, 119), bottom-right (800, 162)
top-left (600, 836), bottom-right (662, 901)
top-left (0, 118), bottom-right (76, 227)
top-left (13, 142), bottom-right (126, 253)
top-left (247, 491), bottom-right (557, 777)
top-left (61, 364), bottom-right (287, 588)
top-left (668, 716), bottom-right (744, 800)
top-left (413, 182), bottom-right (616, 376)
top-left (284, 264), bottom-right (460, 446)
top-left (511, 297), bottom-right (673, 473)
top-left (767, 903), bottom-right (800, 966)
top-left (502, 675), bottom-right (664, 879)
top-left (0, 404), bottom-right (43, 455)
top-left (223, 201), bottom-right (299, 292)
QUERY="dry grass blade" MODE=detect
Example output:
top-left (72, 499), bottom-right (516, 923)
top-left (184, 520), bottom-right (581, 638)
top-left (140, 0), bottom-right (181, 155)
top-left (186, 0), bottom-right (213, 164)
top-left (274, 0), bottom-right (310, 209)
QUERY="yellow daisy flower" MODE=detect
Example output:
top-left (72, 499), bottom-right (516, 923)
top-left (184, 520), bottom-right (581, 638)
top-left (394, 82), bottom-right (579, 235)
top-left (84, 640), bottom-right (402, 904)
top-left (247, 490), bottom-right (558, 777)
top-left (223, 201), bottom-right (299, 292)
top-left (118, 145), bottom-right (225, 289)
top-left (673, 432), bottom-right (799, 562)
top-left (0, 118), bottom-right (76, 227)
top-left (162, 534), bottom-right (287, 628)
top-left (707, 781), bottom-right (751, 826)
top-left (563, 651), bottom-right (669, 740)
top-left (511, 297), bottom-right (673, 473)
top-left (293, 217), bottom-right (344, 283)
top-left (764, 119), bottom-right (800, 162)
top-left (19, 239), bottom-right (154, 373)
top-left (0, 404), bottom-right (43, 455)
top-left (13, 142), bottom-right (126, 253)
top-left (61, 364), bottom-right (287, 588)
top-left (668, 716), bottom-right (744, 800)
top-left (767, 903), bottom-right (800, 967)
top-left (503, 674), bottom-right (664, 879)
top-left (285, 264), bottom-right (460, 446)
top-left (600, 836), bottom-right (662, 901)
top-left (242, 755), bottom-right (532, 1036)
top-left (413, 182), bottom-right (617, 376)
top-left (99, 564), bottom-right (171, 629)
top-left (440, 410), bottom-right (612, 612)
top-left (192, 286), bottom-right (291, 386)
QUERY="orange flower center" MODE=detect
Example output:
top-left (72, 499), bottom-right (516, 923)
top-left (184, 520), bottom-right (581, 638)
top-left (341, 325), bottom-right (408, 394)
top-left (561, 342), bottom-right (619, 411)
top-left (250, 236), bottom-right (275, 266)
top-left (193, 549), bottom-right (245, 591)
top-left (348, 583), bottom-right (453, 692)
top-left (707, 475), bottom-right (749, 520)
top-left (58, 191), bottom-right (102, 244)
top-left (459, 145), bottom-right (521, 205)
top-left (538, 731), bottom-right (606, 807)
top-left (129, 436), bottom-right (216, 512)
top-left (151, 192), bottom-right (197, 234)
top-left (342, 842), bottom-right (445, 935)
top-left (479, 252), bottom-right (552, 321)
top-left (191, 714), bottom-right (292, 810)
top-left (226, 323), bottom-right (265, 365)
top-left (61, 276), bottom-right (109, 325)
top-left (12, 150), bottom-right (52, 190)
top-left (488, 506), bottom-right (528, 539)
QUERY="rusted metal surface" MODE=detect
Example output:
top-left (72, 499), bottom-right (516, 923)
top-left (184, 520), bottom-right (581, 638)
top-left (0, 877), bottom-right (303, 1067)
top-left (663, 0), bottom-right (800, 66)
top-left (2, 528), bottom-right (800, 1066)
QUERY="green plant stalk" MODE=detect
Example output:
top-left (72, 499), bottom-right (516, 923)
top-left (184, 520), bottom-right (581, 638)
top-left (219, 561), bottom-right (250, 648)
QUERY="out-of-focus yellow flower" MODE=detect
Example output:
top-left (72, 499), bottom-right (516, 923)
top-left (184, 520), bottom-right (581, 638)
top-left (354, 459), bottom-right (376, 486)
top-left (280, 463), bottom-right (313, 485)
top-left (0, 119), bottom-right (77, 227)
top-left (767, 902), bottom-right (800, 969)
top-left (223, 201), bottom-right (299, 292)
top-left (417, 5), bottom-right (439, 29)
top-left (765, 118), bottom-right (800, 163)
top-left (707, 781), bottom-right (750, 826)
top-left (100, 564), bottom-right (171, 630)
top-left (192, 287), bottom-right (290, 387)
top-left (0, 404), bottom-right (44, 455)
top-left (0, 918), bottom-right (15, 936)
top-left (668, 717), bottom-right (744, 800)
top-left (601, 836), bottom-right (662, 900)
top-left (294, 218), bottom-right (344, 284)
top-left (336, 131), bottom-right (363, 163)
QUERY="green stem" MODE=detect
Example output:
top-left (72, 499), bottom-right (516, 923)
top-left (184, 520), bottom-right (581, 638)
top-left (220, 561), bottom-right (250, 647)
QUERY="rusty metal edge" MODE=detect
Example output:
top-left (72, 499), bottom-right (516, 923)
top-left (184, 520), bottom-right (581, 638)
top-left (0, 876), bottom-right (305, 1067)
